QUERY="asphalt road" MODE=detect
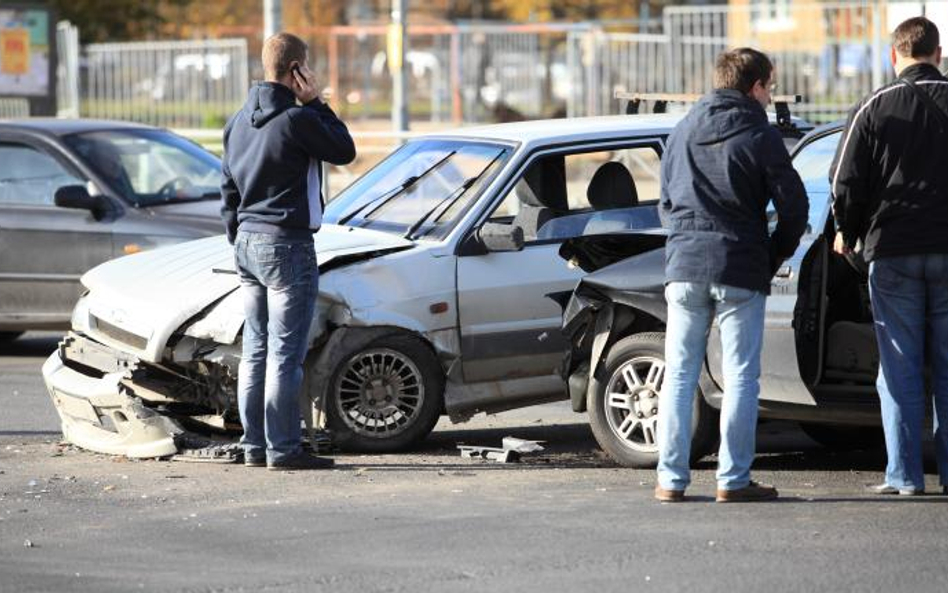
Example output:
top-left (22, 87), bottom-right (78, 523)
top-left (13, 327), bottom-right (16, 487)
top-left (2, 332), bottom-right (948, 593)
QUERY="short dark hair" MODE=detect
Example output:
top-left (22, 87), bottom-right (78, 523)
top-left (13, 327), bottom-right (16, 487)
top-left (892, 16), bottom-right (940, 58)
top-left (713, 48), bottom-right (773, 94)
top-left (262, 32), bottom-right (308, 80)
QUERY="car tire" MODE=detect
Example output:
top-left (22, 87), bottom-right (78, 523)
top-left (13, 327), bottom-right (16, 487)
top-left (588, 332), bottom-right (717, 468)
top-left (800, 422), bottom-right (884, 451)
top-left (0, 331), bottom-right (24, 343)
top-left (325, 333), bottom-right (444, 453)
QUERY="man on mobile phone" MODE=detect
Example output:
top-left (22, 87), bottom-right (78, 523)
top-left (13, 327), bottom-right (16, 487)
top-left (221, 32), bottom-right (355, 471)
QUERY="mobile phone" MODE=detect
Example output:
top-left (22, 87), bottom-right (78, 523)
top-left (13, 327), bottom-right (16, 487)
top-left (291, 63), bottom-right (302, 78)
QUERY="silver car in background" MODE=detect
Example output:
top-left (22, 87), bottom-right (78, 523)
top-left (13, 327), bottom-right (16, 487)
top-left (0, 119), bottom-right (223, 342)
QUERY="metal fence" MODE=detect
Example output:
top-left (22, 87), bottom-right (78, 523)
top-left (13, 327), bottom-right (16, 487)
top-left (56, 21), bottom-right (80, 118)
top-left (324, 22), bottom-right (595, 125)
top-left (77, 38), bottom-right (250, 128)
top-left (54, 2), bottom-right (948, 130)
top-left (572, 2), bottom-right (948, 123)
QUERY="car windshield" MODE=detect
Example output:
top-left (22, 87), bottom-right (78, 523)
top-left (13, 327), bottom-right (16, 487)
top-left (64, 129), bottom-right (222, 207)
top-left (324, 139), bottom-right (510, 239)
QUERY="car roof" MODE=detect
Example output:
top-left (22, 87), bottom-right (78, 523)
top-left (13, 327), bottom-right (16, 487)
top-left (432, 114), bottom-right (685, 147)
top-left (427, 112), bottom-right (814, 149)
top-left (0, 118), bottom-right (158, 137)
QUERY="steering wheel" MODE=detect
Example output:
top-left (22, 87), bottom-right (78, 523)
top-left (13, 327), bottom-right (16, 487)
top-left (156, 176), bottom-right (193, 200)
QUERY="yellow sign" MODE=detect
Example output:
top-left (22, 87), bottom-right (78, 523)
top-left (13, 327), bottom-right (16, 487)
top-left (386, 23), bottom-right (403, 76)
top-left (1, 28), bottom-right (30, 75)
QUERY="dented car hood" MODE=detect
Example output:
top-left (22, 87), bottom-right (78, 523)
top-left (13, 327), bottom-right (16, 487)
top-left (79, 225), bottom-right (413, 362)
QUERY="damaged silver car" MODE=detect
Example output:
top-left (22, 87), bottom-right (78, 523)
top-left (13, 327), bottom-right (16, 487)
top-left (43, 113), bottom-right (805, 458)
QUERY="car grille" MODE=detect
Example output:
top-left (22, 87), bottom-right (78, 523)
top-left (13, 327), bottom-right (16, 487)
top-left (93, 316), bottom-right (148, 351)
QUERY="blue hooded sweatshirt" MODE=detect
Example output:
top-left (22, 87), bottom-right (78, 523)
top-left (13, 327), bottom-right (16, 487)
top-left (220, 82), bottom-right (355, 243)
top-left (659, 89), bottom-right (808, 294)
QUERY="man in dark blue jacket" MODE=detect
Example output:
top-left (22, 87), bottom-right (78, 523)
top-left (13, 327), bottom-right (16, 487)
top-left (221, 32), bottom-right (355, 471)
top-left (655, 48), bottom-right (808, 502)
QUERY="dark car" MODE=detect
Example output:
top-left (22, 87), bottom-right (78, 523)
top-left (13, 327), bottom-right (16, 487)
top-left (559, 123), bottom-right (884, 467)
top-left (0, 119), bottom-right (224, 341)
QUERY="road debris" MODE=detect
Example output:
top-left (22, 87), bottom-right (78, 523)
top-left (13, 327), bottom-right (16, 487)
top-left (24, 539), bottom-right (34, 548)
top-left (458, 437), bottom-right (545, 463)
top-left (173, 438), bottom-right (242, 464)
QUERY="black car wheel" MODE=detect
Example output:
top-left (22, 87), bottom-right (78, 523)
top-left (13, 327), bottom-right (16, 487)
top-left (325, 333), bottom-right (444, 453)
top-left (800, 422), bottom-right (884, 451)
top-left (588, 332), bottom-right (717, 468)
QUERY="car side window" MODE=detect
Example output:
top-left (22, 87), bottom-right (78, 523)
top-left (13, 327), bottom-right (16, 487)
top-left (0, 143), bottom-right (84, 207)
top-left (487, 144), bottom-right (662, 242)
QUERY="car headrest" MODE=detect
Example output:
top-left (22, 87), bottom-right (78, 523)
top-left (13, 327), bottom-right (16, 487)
top-left (587, 161), bottom-right (638, 210)
top-left (518, 156), bottom-right (568, 212)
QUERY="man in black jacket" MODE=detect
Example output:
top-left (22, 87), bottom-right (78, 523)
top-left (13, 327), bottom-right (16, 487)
top-left (656, 48), bottom-right (808, 503)
top-left (221, 32), bottom-right (355, 471)
top-left (832, 16), bottom-right (948, 496)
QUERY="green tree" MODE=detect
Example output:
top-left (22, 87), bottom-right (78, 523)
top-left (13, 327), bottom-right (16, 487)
top-left (52, 0), bottom-right (193, 44)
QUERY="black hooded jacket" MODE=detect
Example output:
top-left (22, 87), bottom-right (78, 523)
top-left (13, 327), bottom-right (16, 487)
top-left (831, 63), bottom-right (948, 262)
top-left (659, 89), bottom-right (809, 294)
top-left (220, 82), bottom-right (355, 243)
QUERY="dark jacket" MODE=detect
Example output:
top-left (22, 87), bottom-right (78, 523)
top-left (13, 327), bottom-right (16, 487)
top-left (220, 82), bottom-right (355, 243)
top-left (659, 89), bottom-right (809, 294)
top-left (831, 63), bottom-right (948, 262)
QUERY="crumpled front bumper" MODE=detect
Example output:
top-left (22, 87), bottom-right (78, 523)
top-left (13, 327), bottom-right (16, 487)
top-left (42, 350), bottom-right (179, 458)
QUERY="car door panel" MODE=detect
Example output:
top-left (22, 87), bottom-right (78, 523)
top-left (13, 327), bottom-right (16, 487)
top-left (0, 138), bottom-right (114, 329)
top-left (457, 242), bottom-right (583, 382)
top-left (705, 230), bottom-right (821, 406)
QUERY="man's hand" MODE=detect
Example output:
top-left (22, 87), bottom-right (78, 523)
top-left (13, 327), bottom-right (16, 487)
top-left (833, 231), bottom-right (853, 255)
top-left (291, 65), bottom-right (320, 104)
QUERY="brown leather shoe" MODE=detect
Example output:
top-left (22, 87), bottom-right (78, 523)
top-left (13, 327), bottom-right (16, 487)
top-left (654, 485), bottom-right (685, 502)
top-left (716, 480), bottom-right (778, 503)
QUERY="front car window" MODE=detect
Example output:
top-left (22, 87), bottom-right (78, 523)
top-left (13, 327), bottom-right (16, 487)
top-left (0, 143), bottom-right (84, 206)
top-left (64, 129), bottom-right (221, 207)
top-left (324, 139), bottom-right (510, 240)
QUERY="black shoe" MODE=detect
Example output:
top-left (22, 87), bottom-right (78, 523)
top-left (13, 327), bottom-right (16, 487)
top-left (244, 454), bottom-right (266, 468)
top-left (868, 483), bottom-right (924, 496)
top-left (267, 451), bottom-right (335, 471)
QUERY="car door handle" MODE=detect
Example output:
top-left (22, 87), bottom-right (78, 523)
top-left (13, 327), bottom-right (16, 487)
top-left (774, 265), bottom-right (793, 279)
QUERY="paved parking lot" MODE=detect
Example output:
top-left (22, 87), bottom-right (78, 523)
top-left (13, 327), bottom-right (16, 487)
top-left (3, 333), bottom-right (948, 593)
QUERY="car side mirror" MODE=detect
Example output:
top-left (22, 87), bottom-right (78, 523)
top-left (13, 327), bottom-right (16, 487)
top-left (54, 185), bottom-right (107, 220)
top-left (478, 222), bottom-right (525, 252)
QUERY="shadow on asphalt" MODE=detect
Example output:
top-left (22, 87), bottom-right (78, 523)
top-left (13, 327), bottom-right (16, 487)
top-left (0, 334), bottom-right (60, 357)
top-left (0, 431), bottom-right (61, 437)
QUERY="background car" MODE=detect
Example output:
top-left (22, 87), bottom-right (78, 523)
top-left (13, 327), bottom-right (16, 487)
top-left (41, 111), bottom-right (811, 459)
top-left (559, 123), bottom-right (888, 468)
top-left (0, 119), bottom-right (225, 342)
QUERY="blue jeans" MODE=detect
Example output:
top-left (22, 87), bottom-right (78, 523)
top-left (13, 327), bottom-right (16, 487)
top-left (869, 254), bottom-right (948, 490)
top-left (658, 282), bottom-right (766, 491)
top-left (234, 231), bottom-right (318, 464)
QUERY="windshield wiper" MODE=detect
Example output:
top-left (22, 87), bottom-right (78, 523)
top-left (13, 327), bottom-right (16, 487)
top-left (403, 149), bottom-right (506, 240)
top-left (338, 150), bottom-right (456, 226)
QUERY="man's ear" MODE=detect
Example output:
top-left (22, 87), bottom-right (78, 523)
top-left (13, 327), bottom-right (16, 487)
top-left (890, 45), bottom-right (898, 71)
top-left (935, 46), bottom-right (943, 65)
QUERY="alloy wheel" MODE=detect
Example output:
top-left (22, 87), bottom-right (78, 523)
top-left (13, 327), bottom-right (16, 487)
top-left (335, 348), bottom-right (425, 437)
top-left (603, 355), bottom-right (664, 453)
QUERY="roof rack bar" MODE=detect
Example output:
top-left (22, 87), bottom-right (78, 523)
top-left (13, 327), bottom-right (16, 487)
top-left (615, 91), bottom-right (803, 128)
